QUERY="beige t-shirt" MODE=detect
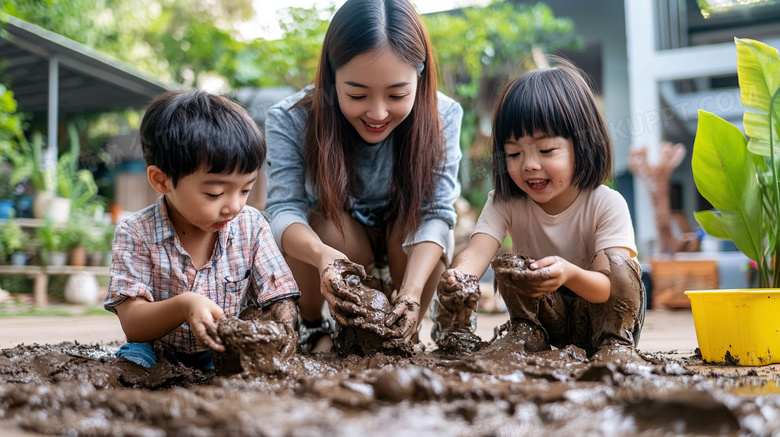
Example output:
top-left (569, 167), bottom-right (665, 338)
top-left (473, 185), bottom-right (637, 270)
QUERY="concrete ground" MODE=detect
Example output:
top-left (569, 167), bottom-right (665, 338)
top-left (0, 306), bottom-right (699, 355)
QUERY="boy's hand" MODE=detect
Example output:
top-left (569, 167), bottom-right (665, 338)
top-left (270, 298), bottom-right (299, 356)
top-left (181, 293), bottom-right (226, 352)
top-left (384, 294), bottom-right (420, 342)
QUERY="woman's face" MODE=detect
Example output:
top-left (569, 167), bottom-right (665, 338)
top-left (335, 47), bottom-right (418, 144)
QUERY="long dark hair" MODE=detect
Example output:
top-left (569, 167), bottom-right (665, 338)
top-left (296, 0), bottom-right (443, 238)
top-left (491, 58), bottom-right (613, 201)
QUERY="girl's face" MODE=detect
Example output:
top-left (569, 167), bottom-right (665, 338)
top-left (504, 133), bottom-right (578, 215)
top-left (335, 47), bottom-right (418, 144)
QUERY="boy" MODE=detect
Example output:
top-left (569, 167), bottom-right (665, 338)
top-left (104, 90), bottom-right (299, 370)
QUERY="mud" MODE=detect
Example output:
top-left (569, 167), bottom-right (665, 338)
top-left (435, 269), bottom-right (488, 355)
top-left (3, 339), bottom-right (780, 436)
top-left (325, 259), bottom-right (412, 356)
top-left (215, 318), bottom-right (299, 377)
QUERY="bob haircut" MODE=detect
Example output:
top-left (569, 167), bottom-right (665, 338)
top-left (491, 58), bottom-right (613, 201)
top-left (140, 90), bottom-right (264, 187)
top-left (296, 0), bottom-right (443, 238)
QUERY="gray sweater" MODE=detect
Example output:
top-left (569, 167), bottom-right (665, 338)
top-left (264, 87), bottom-right (463, 258)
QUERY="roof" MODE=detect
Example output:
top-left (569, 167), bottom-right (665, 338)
top-left (0, 14), bottom-right (174, 117)
top-left (234, 86), bottom-right (295, 127)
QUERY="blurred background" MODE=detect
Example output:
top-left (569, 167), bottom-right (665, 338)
top-left (1, 0), bottom-right (778, 307)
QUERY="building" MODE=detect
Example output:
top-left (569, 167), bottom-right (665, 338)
top-left (514, 0), bottom-right (780, 256)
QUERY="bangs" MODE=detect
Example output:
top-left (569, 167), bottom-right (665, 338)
top-left (494, 69), bottom-right (577, 143)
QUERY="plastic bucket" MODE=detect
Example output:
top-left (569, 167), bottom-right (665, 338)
top-left (685, 289), bottom-right (780, 366)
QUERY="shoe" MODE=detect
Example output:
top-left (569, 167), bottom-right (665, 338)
top-left (297, 319), bottom-right (331, 353)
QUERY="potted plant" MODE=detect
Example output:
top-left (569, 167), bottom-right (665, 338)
top-left (687, 37), bottom-right (780, 366)
top-left (0, 216), bottom-right (29, 266)
top-left (62, 216), bottom-right (91, 267)
top-left (86, 222), bottom-right (114, 266)
top-left (35, 218), bottom-right (67, 266)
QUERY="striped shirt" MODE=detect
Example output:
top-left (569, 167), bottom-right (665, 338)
top-left (105, 196), bottom-right (299, 354)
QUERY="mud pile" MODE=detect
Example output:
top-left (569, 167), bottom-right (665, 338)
top-left (2, 339), bottom-right (780, 436)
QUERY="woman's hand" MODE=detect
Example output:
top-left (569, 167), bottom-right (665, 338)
top-left (319, 258), bottom-right (367, 323)
top-left (384, 294), bottom-right (421, 342)
top-left (180, 293), bottom-right (226, 352)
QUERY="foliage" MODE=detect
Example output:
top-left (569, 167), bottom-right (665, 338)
top-left (233, 5), bottom-right (333, 89)
top-left (34, 217), bottom-right (66, 253)
top-left (61, 215), bottom-right (91, 250)
top-left (1, 0), bottom-right (254, 89)
top-left (57, 124), bottom-right (98, 212)
top-left (692, 38), bottom-right (780, 288)
top-left (0, 83), bottom-right (23, 150)
top-left (0, 216), bottom-right (27, 261)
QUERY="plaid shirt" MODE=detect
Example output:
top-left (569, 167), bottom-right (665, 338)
top-left (105, 196), bottom-right (299, 354)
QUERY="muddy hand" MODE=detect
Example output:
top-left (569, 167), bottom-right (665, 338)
top-left (183, 293), bottom-right (226, 353)
top-left (271, 298), bottom-right (298, 357)
top-left (437, 269), bottom-right (481, 314)
top-left (321, 259), bottom-right (366, 305)
top-left (494, 256), bottom-right (563, 299)
top-left (384, 295), bottom-right (420, 342)
top-left (322, 259), bottom-right (368, 321)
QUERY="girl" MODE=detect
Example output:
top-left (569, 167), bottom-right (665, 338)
top-left (264, 0), bottom-right (463, 351)
top-left (437, 59), bottom-right (645, 360)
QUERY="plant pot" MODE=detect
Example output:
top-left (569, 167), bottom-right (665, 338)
top-left (33, 192), bottom-right (71, 224)
top-left (64, 271), bottom-right (99, 305)
top-left (685, 289), bottom-right (780, 366)
top-left (10, 252), bottom-right (28, 266)
top-left (46, 251), bottom-right (68, 267)
top-left (69, 246), bottom-right (87, 267)
top-left (87, 251), bottom-right (104, 266)
top-left (0, 199), bottom-right (14, 219)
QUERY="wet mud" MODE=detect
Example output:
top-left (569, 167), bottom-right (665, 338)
top-left (3, 337), bottom-right (780, 436)
top-left (435, 269), bottom-right (488, 355)
top-left (325, 259), bottom-right (412, 356)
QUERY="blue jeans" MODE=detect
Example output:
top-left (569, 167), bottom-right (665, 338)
top-left (116, 342), bottom-right (215, 371)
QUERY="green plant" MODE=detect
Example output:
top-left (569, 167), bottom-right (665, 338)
top-left (34, 218), bottom-right (66, 253)
top-left (0, 216), bottom-right (28, 261)
top-left (61, 215), bottom-right (91, 250)
top-left (57, 124), bottom-right (98, 212)
top-left (692, 38), bottom-right (780, 288)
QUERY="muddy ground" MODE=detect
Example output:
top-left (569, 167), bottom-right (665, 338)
top-left (2, 336), bottom-right (780, 437)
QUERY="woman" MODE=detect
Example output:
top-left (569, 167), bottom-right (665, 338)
top-left (264, 0), bottom-right (463, 351)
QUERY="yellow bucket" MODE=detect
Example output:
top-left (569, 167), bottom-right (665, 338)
top-left (685, 289), bottom-right (780, 366)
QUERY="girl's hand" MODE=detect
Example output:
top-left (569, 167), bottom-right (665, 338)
top-left (523, 256), bottom-right (569, 296)
top-left (437, 269), bottom-right (481, 327)
top-left (384, 294), bottom-right (421, 342)
top-left (494, 256), bottom-right (569, 299)
top-left (180, 293), bottom-right (226, 352)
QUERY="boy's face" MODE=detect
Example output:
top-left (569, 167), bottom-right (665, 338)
top-left (504, 133), bottom-right (578, 215)
top-left (163, 168), bottom-right (258, 234)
